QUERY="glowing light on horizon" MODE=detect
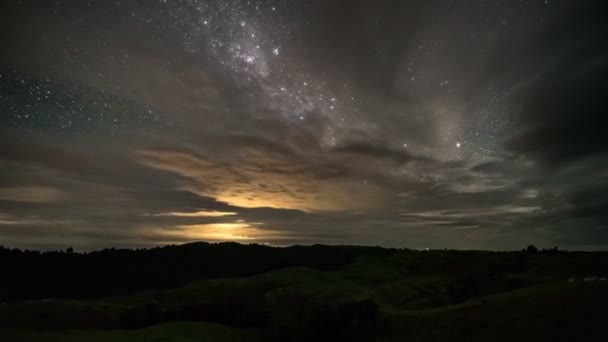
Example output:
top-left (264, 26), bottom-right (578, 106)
top-left (173, 222), bottom-right (275, 242)
top-left (149, 210), bottom-right (237, 217)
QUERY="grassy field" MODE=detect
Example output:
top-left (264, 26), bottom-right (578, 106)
top-left (1, 248), bottom-right (607, 341)
top-left (1, 322), bottom-right (240, 342)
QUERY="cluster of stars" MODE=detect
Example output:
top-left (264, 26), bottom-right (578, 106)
top-left (0, 70), bottom-right (178, 135)
top-left (460, 87), bottom-right (511, 162)
top-left (157, 0), bottom-right (365, 147)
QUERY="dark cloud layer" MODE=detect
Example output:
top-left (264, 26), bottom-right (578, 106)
top-left (1, 0), bottom-right (607, 250)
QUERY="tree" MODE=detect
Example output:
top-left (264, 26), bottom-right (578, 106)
top-left (526, 245), bottom-right (538, 253)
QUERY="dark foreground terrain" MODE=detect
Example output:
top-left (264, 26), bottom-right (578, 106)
top-left (1, 243), bottom-right (607, 341)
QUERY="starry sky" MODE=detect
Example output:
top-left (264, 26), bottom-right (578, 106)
top-left (1, 0), bottom-right (607, 250)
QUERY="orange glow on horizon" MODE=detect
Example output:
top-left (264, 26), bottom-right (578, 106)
top-left (150, 211), bottom-right (238, 217)
top-left (168, 222), bottom-right (279, 242)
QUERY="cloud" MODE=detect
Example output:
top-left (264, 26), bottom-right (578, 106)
top-left (0, 0), bottom-right (607, 251)
top-left (501, 3), bottom-right (608, 167)
top-left (0, 186), bottom-right (66, 203)
top-left (136, 145), bottom-right (394, 212)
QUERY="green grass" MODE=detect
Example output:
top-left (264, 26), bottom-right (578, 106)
top-left (1, 250), bottom-right (607, 341)
top-left (0, 322), bottom-right (240, 342)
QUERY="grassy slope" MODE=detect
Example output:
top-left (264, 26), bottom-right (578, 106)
top-left (380, 282), bottom-right (608, 342)
top-left (0, 322), bottom-right (240, 342)
top-left (1, 251), bottom-right (607, 341)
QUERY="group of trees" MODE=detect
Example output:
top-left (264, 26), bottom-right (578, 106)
top-left (0, 242), bottom-right (393, 302)
top-left (524, 245), bottom-right (560, 253)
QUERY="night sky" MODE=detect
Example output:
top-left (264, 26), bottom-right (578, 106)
top-left (1, 0), bottom-right (607, 250)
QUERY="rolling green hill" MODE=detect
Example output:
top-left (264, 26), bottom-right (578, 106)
top-left (1, 245), bottom-right (607, 341)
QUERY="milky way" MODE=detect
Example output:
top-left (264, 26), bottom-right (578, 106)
top-left (1, 0), bottom-right (608, 250)
top-left (156, 0), bottom-right (367, 147)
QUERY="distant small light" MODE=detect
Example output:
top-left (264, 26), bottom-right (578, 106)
top-left (273, 47), bottom-right (280, 56)
top-left (456, 142), bottom-right (461, 148)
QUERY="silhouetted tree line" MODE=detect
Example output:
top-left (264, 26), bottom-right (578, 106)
top-left (0, 242), bottom-right (394, 302)
top-left (523, 245), bottom-right (560, 254)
